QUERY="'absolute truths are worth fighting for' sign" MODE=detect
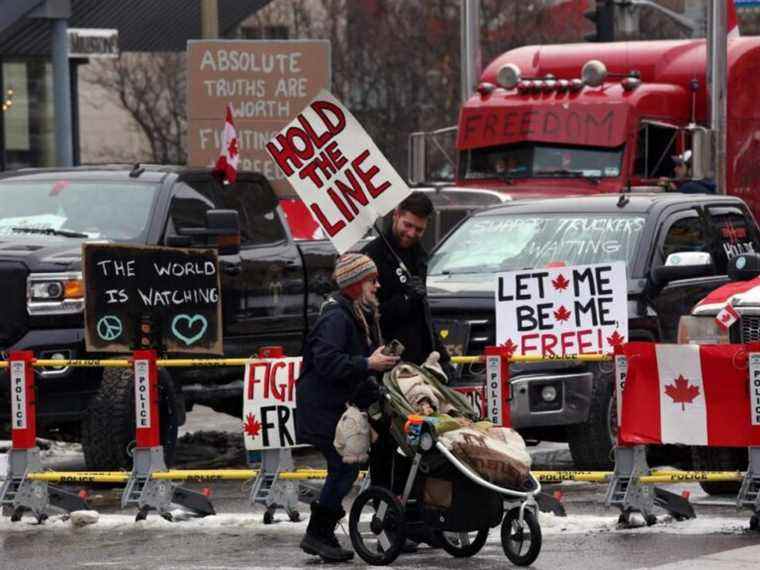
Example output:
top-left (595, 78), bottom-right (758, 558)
top-left (495, 261), bottom-right (627, 357)
top-left (266, 90), bottom-right (411, 254)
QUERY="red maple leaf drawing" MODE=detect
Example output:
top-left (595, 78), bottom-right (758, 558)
top-left (500, 338), bottom-right (517, 357)
top-left (607, 330), bottom-right (625, 348)
top-left (243, 412), bottom-right (262, 438)
top-left (551, 274), bottom-right (569, 291)
top-left (228, 137), bottom-right (239, 158)
top-left (554, 305), bottom-right (571, 322)
top-left (664, 375), bottom-right (700, 411)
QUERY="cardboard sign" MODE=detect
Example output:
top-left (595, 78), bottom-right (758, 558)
top-left (495, 261), bottom-right (627, 357)
top-left (266, 90), bottom-right (411, 254)
top-left (187, 40), bottom-right (330, 196)
top-left (243, 357), bottom-right (301, 451)
top-left (83, 244), bottom-right (222, 354)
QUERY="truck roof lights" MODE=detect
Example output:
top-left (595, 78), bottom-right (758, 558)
top-left (557, 79), bottom-right (570, 93)
top-left (517, 80), bottom-right (531, 94)
top-left (476, 82), bottom-right (496, 96)
top-left (569, 79), bottom-right (584, 92)
top-left (496, 63), bottom-right (521, 90)
top-left (621, 76), bottom-right (641, 91)
top-left (581, 59), bottom-right (607, 87)
top-left (543, 79), bottom-right (557, 93)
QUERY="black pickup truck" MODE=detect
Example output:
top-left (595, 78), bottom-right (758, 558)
top-left (427, 192), bottom-right (760, 468)
top-left (0, 165), bottom-right (337, 469)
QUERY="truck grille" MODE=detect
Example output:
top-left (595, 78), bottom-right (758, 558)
top-left (0, 261), bottom-right (29, 347)
top-left (739, 316), bottom-right (760, 343)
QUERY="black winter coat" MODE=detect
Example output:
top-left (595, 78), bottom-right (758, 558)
top-left (362, 227), bottom-right (450, 365)
top-left (295, 294), bottom-right (377, 448)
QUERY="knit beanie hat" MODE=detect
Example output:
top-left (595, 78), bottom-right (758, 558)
top-left (334, 253), bottom-right (378, 299)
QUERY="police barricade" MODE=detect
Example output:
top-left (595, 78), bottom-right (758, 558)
top-left (0, 348), bottom-right (512, 523)
top-left (611, 342), bottom-right (760, 527)
top-left (2, 346), bottom-right (750, 527)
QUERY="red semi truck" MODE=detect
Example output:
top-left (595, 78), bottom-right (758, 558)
top-left (412, 4), bottom-right (759, 214)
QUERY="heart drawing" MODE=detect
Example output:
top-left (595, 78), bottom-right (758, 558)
top-left (171, 314), bottom-right (208, 346)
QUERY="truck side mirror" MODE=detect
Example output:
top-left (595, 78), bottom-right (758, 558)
top-left (728, 252), bottom-right (760, 281)
top-left (206, 209), bottom-right (240, 256)
top-left (652, 251), bottom-right (714, 285)
top-left (408, 131), bottom-right (426, 185)
top-left (690, 127), bottom-right (713, 182)
top-left (170, 209), bottom-right (241, 255)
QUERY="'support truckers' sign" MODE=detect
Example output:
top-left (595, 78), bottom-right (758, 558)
top-left (495, 261), bottom-right (627, 357)
top-left (266, 90), bottom-right (411, 254)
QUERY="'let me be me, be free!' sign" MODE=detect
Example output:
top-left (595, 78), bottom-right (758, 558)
top-left (266, 89), bottom-right (411, 254)
top-left (495, 261), bottom-right (627, 357)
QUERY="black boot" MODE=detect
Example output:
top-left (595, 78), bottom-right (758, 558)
top-left (300, 502), bottom-right (354, 562)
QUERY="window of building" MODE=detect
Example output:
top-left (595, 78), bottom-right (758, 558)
top-left (241, 25), bottom-right (289, 39)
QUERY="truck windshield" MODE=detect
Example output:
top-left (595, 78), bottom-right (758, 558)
top-left (0, 180), bottom-right (158, 240)
top-left (429, 213), bottom-right (645, 276)
top-left (461, 143), bottom-right (624, 181)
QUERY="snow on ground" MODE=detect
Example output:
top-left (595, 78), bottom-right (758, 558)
top-left (0, 510), bottom-right (748, 536)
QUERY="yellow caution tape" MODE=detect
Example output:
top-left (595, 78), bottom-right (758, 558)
top-left (25, 468), bottom-right (745, 484)
top-left (0, 353), bottom-right (612, 369)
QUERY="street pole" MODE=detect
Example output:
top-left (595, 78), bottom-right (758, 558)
top-left (460, 0), bottom-right (480, 103)
top-left (201, 0), bottom-right (219, 39)
top-left (707, 0), bottom-right (727, 193)
top-left (52, 17), bottom-right (73, 166)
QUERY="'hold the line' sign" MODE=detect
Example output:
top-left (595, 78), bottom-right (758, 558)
top-left (266, 89), bottom-right (411, 254)
top-left (495, 261), bottom-right (627, 357)
top-left (83, 243), bottom-right (222, 354)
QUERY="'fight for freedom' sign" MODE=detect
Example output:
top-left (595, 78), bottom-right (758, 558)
top-left (495, 262), bottom-right (627, 357)
top-left (243, 357), bottom-right (302, 451)
top-left (266, 90), bottom-right (411, 254)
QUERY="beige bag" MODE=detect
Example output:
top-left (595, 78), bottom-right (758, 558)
top-left (333, 405), bottom-right (370, 464)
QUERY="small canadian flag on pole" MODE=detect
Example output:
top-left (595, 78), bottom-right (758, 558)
top-left (715, 303), bottom-right (740, 330)
top-left (213, 104), bottom-right (239, 185)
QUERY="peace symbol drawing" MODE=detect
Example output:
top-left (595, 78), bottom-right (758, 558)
top-left (171, 314), bottom-right (208, 346)
top-left (97, 315), bottom-right (123, 341)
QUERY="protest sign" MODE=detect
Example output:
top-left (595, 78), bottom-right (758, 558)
top-left (266, 89), bottom-right (411, 253)
top-left (187, 40), bottom-right (330, 196)
top-left (83, 243), bottom-right (222, 354)
top-left (495, 261), bottom-right (627, 357)
top-left (243, 357), bottom-right (301, 451)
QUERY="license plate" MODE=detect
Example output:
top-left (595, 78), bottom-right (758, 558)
top-left (433, 319), bottom-right (470, 357)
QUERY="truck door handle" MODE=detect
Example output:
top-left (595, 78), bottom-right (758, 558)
top-left (222, 263), bottom-right (242, 276)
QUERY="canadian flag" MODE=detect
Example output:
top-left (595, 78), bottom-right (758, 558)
top-left (716, 303), bottom-right (740, 330)
top-left (619, 342), bottom-right (760, 447)
top-left (213, 104), bottom-right (239, 185)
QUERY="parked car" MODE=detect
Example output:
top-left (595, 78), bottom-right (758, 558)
top-left (0, 165), bottom-right (338, 470)
top-left (427, 191), bottom-right (760, 468)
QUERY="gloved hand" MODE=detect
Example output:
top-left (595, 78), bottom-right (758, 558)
top-left (351, 376), bottom-right (382, 410)
top-left (440, 361), bottom-right (458, 384)
top-left (406, 275), bottom-right (427, 300)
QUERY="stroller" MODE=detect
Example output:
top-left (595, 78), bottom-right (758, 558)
top-left (348, 363), bottom-right (543, 566)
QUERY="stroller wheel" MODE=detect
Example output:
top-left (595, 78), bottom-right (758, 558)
top-left (501, 507), bottom-right (542, 566)
top-left (434, 528), bottom-right (489, 557)
top-left (349, 486), bottom-right (406, 565)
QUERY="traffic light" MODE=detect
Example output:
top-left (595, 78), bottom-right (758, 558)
top-left (584, 0), bottom-right (615, 42)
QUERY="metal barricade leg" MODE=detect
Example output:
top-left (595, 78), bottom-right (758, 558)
top-left (122, 351), bottom-right (214, 521)
top-left (250, 448), bottom-right (302, 523)
top-left (737, 446), bottom-right (760, 530)
top-left (0, 351), bottom-right (87, 522)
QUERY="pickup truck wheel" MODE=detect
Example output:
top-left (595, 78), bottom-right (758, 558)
top-left (82, 367), bottom-right (179, 471)
top-left (691, 446), bottom-right (745, 496)
top-left (566, 362), bottom-right (615, 469)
